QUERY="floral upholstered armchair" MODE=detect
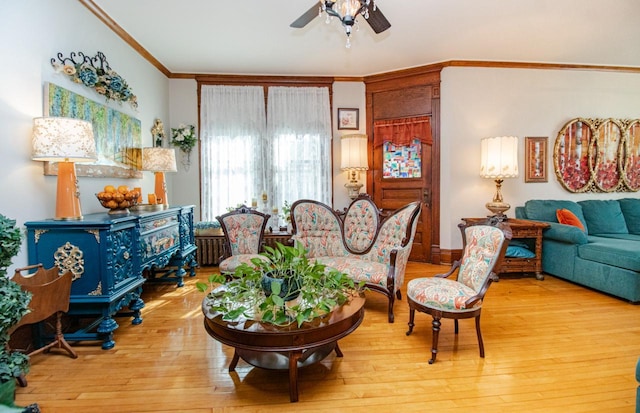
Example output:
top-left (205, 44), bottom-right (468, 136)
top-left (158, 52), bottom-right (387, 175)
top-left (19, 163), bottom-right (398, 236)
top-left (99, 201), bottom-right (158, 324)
top-left (216, 205), bottom-right (270, 275)
top-left (406, 218), bottom-right (511, 364)
top-left (291, 194), bottom-right (421, 322)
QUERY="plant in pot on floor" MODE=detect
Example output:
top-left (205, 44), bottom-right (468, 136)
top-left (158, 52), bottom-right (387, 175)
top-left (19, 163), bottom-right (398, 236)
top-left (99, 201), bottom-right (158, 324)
top-left (198, 242), bottom-right (363, 327)
top-left (0, 214), bottom-right (39, 412)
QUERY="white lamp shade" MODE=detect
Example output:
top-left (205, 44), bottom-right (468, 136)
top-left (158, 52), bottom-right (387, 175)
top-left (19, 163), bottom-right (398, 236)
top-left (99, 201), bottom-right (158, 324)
top-left (480, 136), bottom-right (519, 178)
top-left (142, 147), bottom-right (177, 172)
top-left (32, 117), bottom-right (97, 162)
top-left (340, 134), bottom-right (369, 170)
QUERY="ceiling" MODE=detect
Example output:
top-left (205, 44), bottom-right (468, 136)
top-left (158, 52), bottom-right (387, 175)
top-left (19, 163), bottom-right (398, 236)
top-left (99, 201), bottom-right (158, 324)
top-left (89, 0), bottom-right (640, 77)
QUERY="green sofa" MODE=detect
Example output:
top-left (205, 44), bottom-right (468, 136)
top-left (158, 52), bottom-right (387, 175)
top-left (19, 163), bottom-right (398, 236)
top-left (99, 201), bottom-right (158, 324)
top-left (515, 198), bottom-right (640, 303)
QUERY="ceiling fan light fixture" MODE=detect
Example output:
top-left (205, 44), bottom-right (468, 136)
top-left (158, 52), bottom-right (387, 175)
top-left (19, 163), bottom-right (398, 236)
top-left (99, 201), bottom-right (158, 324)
top-left (323, 0), bottom-right (376, 47)
top-left (290, 0), bottom-right (389, 43)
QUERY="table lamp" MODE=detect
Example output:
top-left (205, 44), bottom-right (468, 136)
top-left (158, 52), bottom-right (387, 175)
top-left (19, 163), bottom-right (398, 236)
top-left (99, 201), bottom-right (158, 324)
top-left (480, 136), bottom-right (519, 218)
top-left (142, 147), bottom-right (177, 208)
top-left (32, 117), bottom-right (97, 220)
top-left (341, 134), bottom-right (369, 199)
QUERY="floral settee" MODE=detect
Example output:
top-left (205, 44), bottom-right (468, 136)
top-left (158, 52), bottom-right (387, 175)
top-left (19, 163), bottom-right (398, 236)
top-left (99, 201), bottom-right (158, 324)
top-left (290, 194), bottom-right (421, 323)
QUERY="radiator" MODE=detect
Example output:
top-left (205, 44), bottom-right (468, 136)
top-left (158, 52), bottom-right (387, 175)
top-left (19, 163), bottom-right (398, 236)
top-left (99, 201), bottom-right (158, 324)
top-left (195, 233), bottom-right (292, 266)
top-left (195, 236), bottom-right (225, 266)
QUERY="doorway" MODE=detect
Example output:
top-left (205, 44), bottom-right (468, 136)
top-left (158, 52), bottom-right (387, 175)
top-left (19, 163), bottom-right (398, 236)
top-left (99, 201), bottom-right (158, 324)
top-left (365, 73), bottom-right (441, 263)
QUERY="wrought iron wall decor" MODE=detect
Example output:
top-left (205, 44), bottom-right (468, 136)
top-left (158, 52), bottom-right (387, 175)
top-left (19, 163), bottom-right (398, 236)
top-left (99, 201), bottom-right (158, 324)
top-left (51, 51), bottom-right (138, 109)
top-left (554, 117), bottom-right (640, 193)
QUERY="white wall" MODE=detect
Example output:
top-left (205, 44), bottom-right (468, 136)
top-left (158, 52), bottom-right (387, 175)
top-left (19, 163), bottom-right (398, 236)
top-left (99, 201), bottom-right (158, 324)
top-left (440, 66), bottom-right (640, 249)
top-left (332, 81), bottom-right (367, 211)
top-left (0, 1), bottom-right (169, 271)
top-left (168, 79), bottom-right (199, 217)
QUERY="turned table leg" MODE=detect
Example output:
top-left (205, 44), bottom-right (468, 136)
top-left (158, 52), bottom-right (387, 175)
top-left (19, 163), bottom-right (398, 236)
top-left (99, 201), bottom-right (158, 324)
top-left (288, 350), bottom-right (302, 402)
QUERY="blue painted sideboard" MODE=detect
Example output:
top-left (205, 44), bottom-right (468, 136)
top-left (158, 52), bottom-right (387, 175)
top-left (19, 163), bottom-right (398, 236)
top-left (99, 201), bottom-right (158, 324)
top-left (24, 205), bottom-right (197, 350)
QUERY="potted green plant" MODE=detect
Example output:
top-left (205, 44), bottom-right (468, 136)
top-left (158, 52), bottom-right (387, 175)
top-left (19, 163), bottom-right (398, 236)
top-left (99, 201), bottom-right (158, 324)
top-left (0, 214), bottom-right (32, 409)
top-left (198, 242), bottom-right (363, 327)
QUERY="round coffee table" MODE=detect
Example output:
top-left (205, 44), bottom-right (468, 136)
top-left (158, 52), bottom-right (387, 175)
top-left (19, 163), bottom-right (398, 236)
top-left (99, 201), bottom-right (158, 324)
top-left (202, 295), bottom-right (365, 402)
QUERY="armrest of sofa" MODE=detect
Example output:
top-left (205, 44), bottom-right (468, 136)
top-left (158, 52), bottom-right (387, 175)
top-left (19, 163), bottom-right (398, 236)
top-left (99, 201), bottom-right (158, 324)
top-left (543, 222), bottom-right (589, 245)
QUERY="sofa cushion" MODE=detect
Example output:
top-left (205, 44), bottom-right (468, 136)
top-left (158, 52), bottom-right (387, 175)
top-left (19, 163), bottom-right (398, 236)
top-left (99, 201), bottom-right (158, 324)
top-left (578, 200), bottom-right (628, 235)
top-left (592, 233), bottom-right (640, 242)
top-left (556, 208), bottom-right (585, 231)
top-left (506, 240), bottom-right (536, 258)
top-left (543, 222), bottom-right (589, 245)
top-left (618, 198), bottom-right (640, 234)
top-left (524, 200), bottom-right (587, 230)
top-left (506, 246), bottom-right (536, 258)
top-left (578, 237), bottom-right (640, 272)
top-left (315, 256), bottom-right (390, 288)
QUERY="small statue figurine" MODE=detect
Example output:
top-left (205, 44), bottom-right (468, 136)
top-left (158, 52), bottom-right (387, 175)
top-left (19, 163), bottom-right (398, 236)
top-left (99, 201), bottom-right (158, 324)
top-left (151, 118), bottom-right (166, 147)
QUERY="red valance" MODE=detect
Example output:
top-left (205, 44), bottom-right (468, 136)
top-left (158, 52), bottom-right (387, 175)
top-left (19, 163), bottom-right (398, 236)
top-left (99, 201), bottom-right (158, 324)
top-left (373, 116), bottom-right (432, 148)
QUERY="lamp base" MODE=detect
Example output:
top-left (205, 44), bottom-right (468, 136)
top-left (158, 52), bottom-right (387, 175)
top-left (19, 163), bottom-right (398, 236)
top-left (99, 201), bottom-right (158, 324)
top-left (345, 181), bottom-right (363, 200)
top-left (344, 169), bottom-right (364, 200)
top-left (485, 201), bottom-right (510, 218)
top-left (55, 161), bottom-right (83, 220)
top-left (154, 171), bottom-right (169, 207)
top-left (485, 178), bottom-right (510, 218)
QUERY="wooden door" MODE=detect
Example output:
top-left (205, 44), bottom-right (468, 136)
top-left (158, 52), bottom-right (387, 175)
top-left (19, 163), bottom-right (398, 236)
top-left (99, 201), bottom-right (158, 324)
top-left (372, 138), bottom-right (432, 262)
top-left (365, 74), bottom-right (441, 263)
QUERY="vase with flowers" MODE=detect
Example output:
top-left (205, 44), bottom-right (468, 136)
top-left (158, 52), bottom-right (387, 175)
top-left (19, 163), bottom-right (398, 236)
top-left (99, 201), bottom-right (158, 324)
top-left (171, 124), bottom-right (197, 171)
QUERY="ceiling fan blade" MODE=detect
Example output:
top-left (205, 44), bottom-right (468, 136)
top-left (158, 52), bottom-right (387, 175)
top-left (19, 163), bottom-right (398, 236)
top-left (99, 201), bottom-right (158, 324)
top-left (290, 3), bottom-right (320, 28)
top-left (365, 5), bottom-right (391, 34)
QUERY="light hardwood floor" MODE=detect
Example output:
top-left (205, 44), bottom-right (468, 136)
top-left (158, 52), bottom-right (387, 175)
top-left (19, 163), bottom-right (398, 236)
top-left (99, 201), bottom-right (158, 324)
top-left (15, 262), bottom-right (640, 413)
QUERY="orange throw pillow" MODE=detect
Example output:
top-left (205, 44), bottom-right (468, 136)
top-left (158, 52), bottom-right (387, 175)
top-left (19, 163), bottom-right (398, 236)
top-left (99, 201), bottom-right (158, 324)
top-left (556, 208), bottom-right (585, 231)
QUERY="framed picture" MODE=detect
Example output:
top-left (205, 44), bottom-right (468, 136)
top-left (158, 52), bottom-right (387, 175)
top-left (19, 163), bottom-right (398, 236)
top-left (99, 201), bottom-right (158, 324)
top-left (44, 82), bottom-right (142, 179)
top-left (525, 136), bottom-right (548, 182)
top-left (337, 108), bottom-right (359, 130)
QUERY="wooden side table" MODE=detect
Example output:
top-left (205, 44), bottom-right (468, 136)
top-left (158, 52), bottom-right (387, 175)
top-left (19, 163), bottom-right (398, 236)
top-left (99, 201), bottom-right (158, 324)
top-left (462, 218), bottom-right (549, 280)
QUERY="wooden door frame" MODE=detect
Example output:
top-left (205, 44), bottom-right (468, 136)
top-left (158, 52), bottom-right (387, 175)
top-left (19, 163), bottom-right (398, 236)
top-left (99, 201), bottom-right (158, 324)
top-left (364, 66), bottom-right (442, 264)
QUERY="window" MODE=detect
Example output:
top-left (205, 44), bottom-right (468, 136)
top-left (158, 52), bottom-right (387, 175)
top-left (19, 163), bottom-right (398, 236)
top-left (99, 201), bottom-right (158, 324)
top-left (200, 85), bottom-right (332, 221)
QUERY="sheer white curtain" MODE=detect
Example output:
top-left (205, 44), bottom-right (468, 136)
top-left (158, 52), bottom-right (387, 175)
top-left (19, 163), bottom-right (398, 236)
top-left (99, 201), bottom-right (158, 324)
top-left (200, 85), bottom-right (266, 221)
top-left (266, 87), bottom-right (332, 212)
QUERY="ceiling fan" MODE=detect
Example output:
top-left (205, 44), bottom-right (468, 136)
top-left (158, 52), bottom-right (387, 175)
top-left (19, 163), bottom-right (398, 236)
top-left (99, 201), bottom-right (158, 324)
top-left (291, 0), bottom-right (391, 47)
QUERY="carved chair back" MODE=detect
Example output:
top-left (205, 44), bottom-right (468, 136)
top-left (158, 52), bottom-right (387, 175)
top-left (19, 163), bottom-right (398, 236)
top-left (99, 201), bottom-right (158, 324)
top-left (290, 199), bottom-right (348, 258)
top-left (342, 195), bottom-right (381, 253)
top-left (216, 205), bottom-right (270, 257)
top-left (457, 220), bottom-right (511, 294)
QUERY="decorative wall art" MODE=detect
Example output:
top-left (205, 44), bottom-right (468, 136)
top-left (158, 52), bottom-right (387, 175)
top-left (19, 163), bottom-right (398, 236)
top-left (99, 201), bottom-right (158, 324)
top-left (525, 137), bottom-right (548, 182)
top-left (382, 138), bottom-right (422, 178)
top-left (51, 51), bottom-right (138, 109)
top-left (44, 82), bottom-right (142, 179)
top-left (337, 108), bottom-right (359, 130)
top-left (554, 117), bottom-right (640, 193)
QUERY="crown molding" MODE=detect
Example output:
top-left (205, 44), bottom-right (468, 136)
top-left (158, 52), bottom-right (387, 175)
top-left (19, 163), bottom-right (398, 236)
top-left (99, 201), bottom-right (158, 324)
top-left (79, 0), bottom-right (171, 77)
top-left (80, 1), bottom-right (640, 81)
